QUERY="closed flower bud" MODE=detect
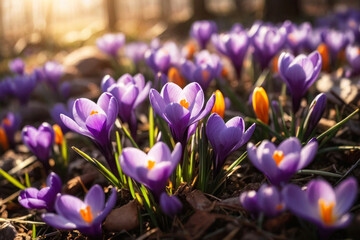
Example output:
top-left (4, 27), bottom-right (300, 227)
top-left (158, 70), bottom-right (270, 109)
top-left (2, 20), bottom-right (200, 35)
top-left (252, 87), bottom-right (269, 124)
top-left (52, 124), bottom-right (63, 145)
top-left (211, 90), bottom-right (225, 118)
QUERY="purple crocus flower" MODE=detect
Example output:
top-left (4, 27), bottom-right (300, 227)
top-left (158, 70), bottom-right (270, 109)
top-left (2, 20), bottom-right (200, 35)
top-left (9, 74), bottom-right (37, 105)
top-left (96, 33), bottom-right (125, 57)
top-left (125, 42), bottom-right (148, 64)
top-left (160, 192), bottom-right (183, 217)
top-left (278, 51), bottom-right (322, 113)
top-left (101, 74), bottom-right (151, 136)
top-left (42, 185), bottom-right (117, 238)
top-left (9, 58), bottom-right (25, 75)
top-left (212, 30), bottom-right (250, 78)
top-left (251, 24), bottom-right (287, 70)
top-left (190, 20), bottom-right (217, 49)
top-left (345, 44), bottom-right (360, 75)
top-left (180, 50), bottom-right (222, 90)
top-left (145, 42), bottom-right (181, 75)
top-left (149, 82), bottom-right (215, 147)
top-left (240, 184), bottom-right (285, 217)
top-left (18, 172), bottom-right (62, 211)
top-left (50, 99), bottom-right (75, 133)
top-left (1, 112), bottom-right (21, 148)
top-left (305, 28), bottom-right (325, 51)
top-left (285, 22), bottom-right (311, 55)
top-left (22, 123), bottom-right (55, 168)
top-left (60, 92), bottom-right (119, 174)
top-left (283, 177), bottom-right (357, 233)
top-left (206, 113), bottom-right (255, 173)
top-left (304, 93), bottom-right (327, 139)
top-left (247, 137), bottom-right (318, 186)
top-left (322, 29), bottom-right (351, 61)
top-left (42, 61), bottom-right (63, 91)
top-left (119, 142), bottom-right (182, 196)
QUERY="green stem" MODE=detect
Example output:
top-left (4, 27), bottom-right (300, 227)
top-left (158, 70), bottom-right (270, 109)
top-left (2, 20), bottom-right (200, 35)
top-left (297, 169), bottom-right (342, 178)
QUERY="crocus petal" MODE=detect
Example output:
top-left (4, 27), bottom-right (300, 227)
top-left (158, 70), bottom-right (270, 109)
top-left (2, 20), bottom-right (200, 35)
top-left (297, 141), bottom-right (318, 170)
top-left (161, 82), bottom-right (183, 104)
top-left (191, 94), bottom-right (215, 123)
top-left (60, 114), bottom-right (92, 139)
top-left (307, 179), bottom-right (336, 206)
top-left (42, 213), bottom-right (77, 229)
top-left (134, 81), bottom-right (151, 108)
top-left (235, 123), bottom-right (255, 149)
top-left (277, 137), bottom-right (302, 156)
top-left (85, 113), bottom-right (108, 142)
top-left (85, 185), bottom-right (105, 214)
top-left (147, 142), bottom-right (172, 164)
top-left (73, 98), bottom-right (104, 130)
top-left (282, 184), bottom-right (318, 222)
top-left (55, 195), bottom-right (87, 226)
top-left (334, 177), bottom-right (358, 216)
top-left (149, 89), bottom-right (167, 121)
top-left (97, 92), bottom-right (119, 130)
top-left (94, 188), bottom-right (117, 224)
top-left (101, 75), bottom-right (115, 92)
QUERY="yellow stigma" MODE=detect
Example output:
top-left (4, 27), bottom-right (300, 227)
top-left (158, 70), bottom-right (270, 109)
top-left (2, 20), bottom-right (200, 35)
top-left (317, 43), bottom-right (330, 72)
top-left (273, 150), bottom-right (284, 166)
top-left (168, 67), bottom-right (186, 88)
top-left (180, 99), bottom-right (189, 109)
top-left (147, 160), bottom-right (156, 170)
top-left (52, 124), bottom-right (63, 145)
top-left (2, 118), bottom-right (11, 126)
top-left (252, 87), bottom-right (269, 124)
top-left (318, 198), bottom-right (335, 225)
top-left (90, 111), bottom-right (98, 115)
top-left (211, 90), bottom-right (225, 118)
top-left (0, 127), bottom-right (9, 151)
top-left (80, 205), bottom-right (93, 223)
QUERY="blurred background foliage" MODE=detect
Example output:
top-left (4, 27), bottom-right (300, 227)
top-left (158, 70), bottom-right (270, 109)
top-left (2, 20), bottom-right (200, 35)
top-left (0, 0), bottom-right (359, 59)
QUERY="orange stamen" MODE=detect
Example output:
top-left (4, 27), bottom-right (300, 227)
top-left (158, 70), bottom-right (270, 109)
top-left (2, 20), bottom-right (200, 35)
top-left (318, 198), bottom-right (335, 225)
top-left (90, 111), bottom-right (98, 115)
top-left (2, 118), bottom-right (11, 126)
top-left (80, 205), bottom-right (93, 223)
top-left (211, 90), bottom-right (225, 118)
top-left (201, 70), bottom-right (210, 82)
top-left (0, 127), bottom-right (9, 151)
top-left (168, 67), bottom-right (186, 88)
top-left (147, 160), bottom-right (156, 170)
top-left (276, 204), bottom-right (284, 211)
top-left (221, 67), bottom-right (228, 78)
top-left (52, 124), bottom-right (63, 145)
top-left (272, 150), bottom-right (284, 166)
top-left (252, 87), bottom-right (269, 124)
top-left (180, 99), bottom-right (189, 109)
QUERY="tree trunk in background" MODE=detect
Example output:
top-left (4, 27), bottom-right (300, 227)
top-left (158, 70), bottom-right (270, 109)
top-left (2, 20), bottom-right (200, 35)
top-left (193, 0), bottom-right (213, 20)
top-left (264, 0), bottom-right (301, 22)
top-left (106, 0), bottom-right (117, 31)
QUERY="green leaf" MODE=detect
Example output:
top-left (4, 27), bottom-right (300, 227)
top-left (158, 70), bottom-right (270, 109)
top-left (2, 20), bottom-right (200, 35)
top-left (0, 168), bottom-right (26, 190)
top-left (317, 108), bottom-right (359, 142)
top-left (149, 106), bottom-right (155, 148)
top-left (71, 147), bottom-right (120, 187)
